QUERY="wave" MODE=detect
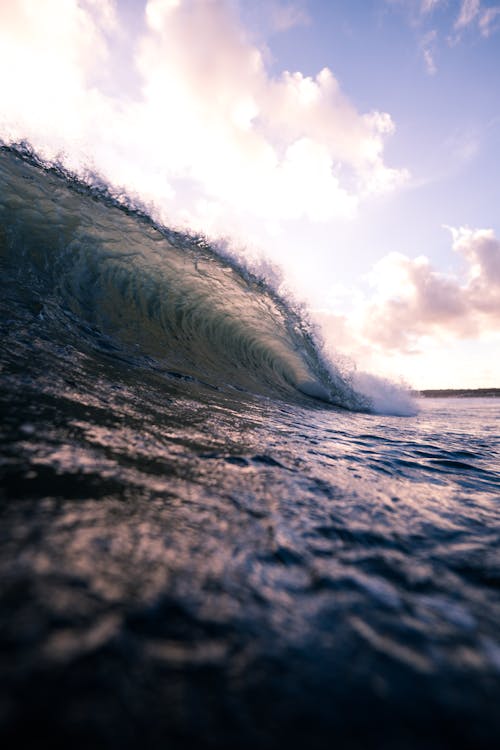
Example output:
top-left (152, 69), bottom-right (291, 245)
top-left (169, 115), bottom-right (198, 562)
top-left (0, 143), bottom-right (370, 411)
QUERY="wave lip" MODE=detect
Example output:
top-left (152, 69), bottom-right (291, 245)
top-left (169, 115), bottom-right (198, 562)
top-left (0, 143), bottom-right (372, 411)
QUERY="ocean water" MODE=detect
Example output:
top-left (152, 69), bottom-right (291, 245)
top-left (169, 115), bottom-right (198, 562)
top-left (1, 145), bottom-right (499, 749)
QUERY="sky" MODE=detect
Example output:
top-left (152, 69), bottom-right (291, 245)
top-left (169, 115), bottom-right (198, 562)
top-left (0, 0), bottom-right (499, 389)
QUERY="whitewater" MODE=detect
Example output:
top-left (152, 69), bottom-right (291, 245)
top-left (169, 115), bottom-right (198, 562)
top-left (1, 144), bottom-right (500, 749)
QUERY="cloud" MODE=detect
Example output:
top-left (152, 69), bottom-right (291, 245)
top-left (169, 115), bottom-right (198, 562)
top-left (83, 0), bottom-right (118, 30)
top-left (478, 5), bottom-right (500, 35)
top-left (385, 0), bottom-right (443, 23)
top-left (454, 0), bottom-right (481, 30)
top-left (0, 0), bottom-right (117, 159)
top-left (133, 0), bottom-right (408, 223)
top-left (361, 227), bottom-right (500, 353)
top-left (384, 1), bottom-right (442, 74)
top-left (0, 0), bottom-right (406, 235)
top-left (452, 0), bottom-right (500, 41)
top-left (387, 0), bottom-right (500, 73)
top-left (420, 0), bottom-right (443, 14)
top-left (311, 227), bottom-right (500, 390)
top-left (420, 29), bottom-right (438, 74)
top-left (267, 2), bottom-right (310, 33)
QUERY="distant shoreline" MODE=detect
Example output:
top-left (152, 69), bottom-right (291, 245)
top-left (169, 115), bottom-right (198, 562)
top-left (416, 388), bottom-right (500, 398)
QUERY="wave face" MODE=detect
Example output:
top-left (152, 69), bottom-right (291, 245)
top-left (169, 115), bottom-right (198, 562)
top-left (0, 145), bottom-right (367, 411)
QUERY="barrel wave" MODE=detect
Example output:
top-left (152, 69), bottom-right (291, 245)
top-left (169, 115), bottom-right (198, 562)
top-left (0, 144), bottom-right (366, 412)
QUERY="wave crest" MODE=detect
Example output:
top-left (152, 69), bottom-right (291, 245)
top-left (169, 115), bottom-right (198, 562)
top-left (0, 143), bottom-right (369, 411)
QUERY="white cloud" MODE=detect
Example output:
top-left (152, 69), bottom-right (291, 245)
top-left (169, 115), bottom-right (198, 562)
top-left (451, 0), bottom-right (500, 40)
top-left (312, 227), bottom-right (500, 388)
top-left (478, 6), bottom-right (500, 35)
top-left (388, 0), bottom-right (500, 72)
top-left (83, 0), bottom-right (118, 30)
top-left (420, 29), bottom-right (438, 74)
top-left (0, 0), bottom-right (115, 156)
top-left (455, 0), bottom-right (481, 29)
top-left (335, 227), bottom-right (500, 356)
top-left (0, 0), bottom-right (406, 234)
top-left (133, 0), bottom-right (407, 222)
top-left (420, 0), bottom-right (443, 14)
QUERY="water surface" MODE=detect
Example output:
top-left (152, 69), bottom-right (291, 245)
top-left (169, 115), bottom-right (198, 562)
top-left (1, 146), bottom-right (499, 749)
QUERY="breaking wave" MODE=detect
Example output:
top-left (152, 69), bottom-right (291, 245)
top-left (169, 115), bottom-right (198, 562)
top-left (0, 143), bottom-right (373, 411)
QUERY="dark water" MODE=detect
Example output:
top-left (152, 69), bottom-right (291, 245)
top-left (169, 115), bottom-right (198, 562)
top-left (1, 146), bottom-right (500, 749)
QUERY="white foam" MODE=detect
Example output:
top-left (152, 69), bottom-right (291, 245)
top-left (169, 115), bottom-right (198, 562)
top-left (351, 371), bottom-right (418, 417)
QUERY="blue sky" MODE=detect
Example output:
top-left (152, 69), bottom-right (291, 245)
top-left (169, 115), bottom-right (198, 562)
top-left (260, 1), bottom-right (500, 266)
top-left (0, 0), bottom-right (499, 388)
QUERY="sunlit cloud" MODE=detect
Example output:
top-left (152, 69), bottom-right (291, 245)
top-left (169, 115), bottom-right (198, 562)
top-left (312, 226), bottom-right (500, 390)
top-left (0, 0), bottom-right (113, 155)
top-left (134, 0), bottom-right (406, 222)
top-left (319, 227), bottom-right (500, 362)
top-left (0, 0), bottom-right (406, 238)
top-left (83, 0), bottom-right (118, 30)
